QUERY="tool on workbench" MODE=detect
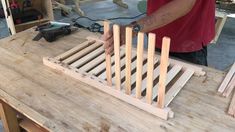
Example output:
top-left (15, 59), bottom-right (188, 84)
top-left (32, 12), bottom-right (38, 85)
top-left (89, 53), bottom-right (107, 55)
top-left (33, 21), bottom-right (78, 42)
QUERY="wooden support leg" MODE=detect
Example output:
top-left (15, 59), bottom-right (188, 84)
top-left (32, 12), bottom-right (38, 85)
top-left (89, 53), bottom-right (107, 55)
top-left (104, 21), bottom-right (112, 86)
top-left (157, 37), bottom-right (171, 108)
top-left (135, 32), bottom-right (144, 98)
top-left (0, 101), bottom-right (20, 132)
top-left (125, 27), bottom-right (133, 94)
top-left (113, 24), bottom-right (121, 90)
top-left (146, 33), bottom-right (156, 104)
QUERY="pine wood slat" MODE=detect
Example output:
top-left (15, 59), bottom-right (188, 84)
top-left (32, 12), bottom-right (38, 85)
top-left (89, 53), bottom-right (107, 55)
top-left (70, 46), bottom-right (104, 68)
top-left (55, 40), bottom-right (96, 61)
top-left (63, 42), bottom-right (102, 64)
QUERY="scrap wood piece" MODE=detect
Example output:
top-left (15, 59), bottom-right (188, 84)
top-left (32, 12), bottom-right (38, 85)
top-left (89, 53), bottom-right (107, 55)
top-left (218, 62), bottom-right (235, 93)
top-left (223, 74), bottom-right (235, 97)
top-left (228, 90), bottom-right (235, 116)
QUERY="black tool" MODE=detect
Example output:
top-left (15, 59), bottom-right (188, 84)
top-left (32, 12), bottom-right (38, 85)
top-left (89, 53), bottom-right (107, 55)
top-left (33, 22), bottom-right (78, 42)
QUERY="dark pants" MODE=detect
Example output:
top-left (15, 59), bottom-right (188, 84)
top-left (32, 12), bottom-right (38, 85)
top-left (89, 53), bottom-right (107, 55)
top-left (156, 47), bottom-right (208, 66)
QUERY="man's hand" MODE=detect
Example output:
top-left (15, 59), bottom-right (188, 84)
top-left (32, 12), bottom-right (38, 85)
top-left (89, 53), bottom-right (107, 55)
top-left (103, 26), bottom-right (126, 54)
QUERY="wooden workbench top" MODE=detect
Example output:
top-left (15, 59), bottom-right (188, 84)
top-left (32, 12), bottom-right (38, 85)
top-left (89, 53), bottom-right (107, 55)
top-left (0, 29), bottom-right (234, 132)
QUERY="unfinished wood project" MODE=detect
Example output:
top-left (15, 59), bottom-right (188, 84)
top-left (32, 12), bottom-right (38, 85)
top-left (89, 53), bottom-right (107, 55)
top-left (43, 22), bottom-right (205, 120)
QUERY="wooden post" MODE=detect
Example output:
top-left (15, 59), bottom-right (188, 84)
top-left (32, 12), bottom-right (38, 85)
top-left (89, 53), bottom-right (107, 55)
top-left (125, 27), bottom-right (133, 94)
top-left (104, 21), bottom-right (113, 86)
top-left (113, 24), bottom-right (121, 90)
top-left (0, 101), bottom-right (20, 132)
top-left (135, 32), bottom-right (144, 98)
top-left (157, 37), bottom-right (171, 108)
top-left (146, 33), bottom-right (156, 104)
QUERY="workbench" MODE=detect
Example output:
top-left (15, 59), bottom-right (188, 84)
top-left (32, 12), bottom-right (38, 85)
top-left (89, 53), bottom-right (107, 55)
top-left (0, 28), bottom-right (234, 132)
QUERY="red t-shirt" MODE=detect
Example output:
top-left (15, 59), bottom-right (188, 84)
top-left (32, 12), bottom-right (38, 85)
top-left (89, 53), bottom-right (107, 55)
top-left (147, 0), bottom-right (215, 52)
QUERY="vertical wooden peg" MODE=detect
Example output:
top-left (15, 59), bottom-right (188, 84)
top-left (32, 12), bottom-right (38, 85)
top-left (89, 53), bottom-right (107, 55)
top-left (125, 27), bottom-right (133, 94)
top-left (135, 32), bottom-right (144, 98)
top-left (103, 21), bottom-right (112, 86)
top-left (157, 37), bottom-right (171, 108)
top-left (146, 33), bottom-right (156, 104)
top-left (113, 24), bottom-right (121, 90)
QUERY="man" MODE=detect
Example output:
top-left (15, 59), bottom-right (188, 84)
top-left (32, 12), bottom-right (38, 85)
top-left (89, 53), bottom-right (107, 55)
top-left (103, 0), bottom-right (215, 66)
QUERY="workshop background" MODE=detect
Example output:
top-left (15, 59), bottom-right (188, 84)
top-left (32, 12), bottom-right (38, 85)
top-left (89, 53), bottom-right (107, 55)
top-left (0, 0), bottom-right (234, 131)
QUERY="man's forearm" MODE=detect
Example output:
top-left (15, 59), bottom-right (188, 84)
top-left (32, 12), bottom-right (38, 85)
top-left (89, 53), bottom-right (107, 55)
top-left (137, 0), bottom-right (196, 33)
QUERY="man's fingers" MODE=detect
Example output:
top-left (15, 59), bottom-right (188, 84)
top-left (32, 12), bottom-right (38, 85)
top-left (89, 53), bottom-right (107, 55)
top-left (104, 37), bottom-right (114, 49)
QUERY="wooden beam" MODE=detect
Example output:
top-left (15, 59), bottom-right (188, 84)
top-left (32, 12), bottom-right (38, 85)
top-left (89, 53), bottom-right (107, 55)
top-left (0, 101), bottom-right (20, 132)
top-left (223, 74), bottom-right (235, 97)
top-left (157, 37), bottom-right (171, 108)
top-left (113, 24), bottom-right (121, 90)
top-left (135, 32), bottom-right (145, 98)
top-left (104, 21), bottom-right (113, 86)
top-left (228, 90), bottom-right (235, 117)
top-left (218, 63), bottom-right (235, 93)
top-left (146, 33), bottom-right (156, 104)
top-left (125, 27), bottom-right (133, 95)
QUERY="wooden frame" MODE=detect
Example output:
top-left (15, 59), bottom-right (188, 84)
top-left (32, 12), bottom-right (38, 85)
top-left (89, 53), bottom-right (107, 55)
top-left (43, 22), bottom-right (205, 120)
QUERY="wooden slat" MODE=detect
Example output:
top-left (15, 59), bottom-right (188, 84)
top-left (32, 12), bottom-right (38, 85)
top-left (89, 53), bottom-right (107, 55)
top-left (228, 90), bottom-right (235, 116)
top-left (63, 42), bottom-right (102, 64)
top-left (79, 52), bottom-right (105, 72)
top-left (223, 74), bottom-right (235, 97)
top-left (88, 50), bottom-right (125, 76)
top-left (152, 65), bottom-right (182, 100)
top-left (157, 37), bottom-right (171, 108)
top-left (110, 53), bottom-right (137, 85)
top-left (70, 46), bottom-right (104, 68)
top-left (165, 69), bottom-right (194, 107)
top-left (135, 32), bottom-right (145, 98)
top-left (218, 63), bottom-right (235, 93)
top-left (125, 27), bottom-right (133, 94)
top-left (55, 40), bottom-right (96, 61)
top-left (146, 33), bottom-right (156, 104)
top-left (43, 57), bottom-right (172, 120)
top-left (104, 21), bottom-right (112, 86)
top-left (113, 24), bottom-right (121, 90)
top-left (19, 118), bottom-right (46, 132)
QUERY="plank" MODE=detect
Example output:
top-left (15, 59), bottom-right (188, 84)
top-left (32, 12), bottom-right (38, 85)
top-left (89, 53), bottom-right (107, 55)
top-left (135, 32), bottom-right (145, 98)
top-left (223, 74), bottom-right (235, 97)
top-left (55, 40), bottom-right (96, 61)
top-left (146, 33), bottom-right (156, 104)
top-left (113, 24), bottom-right (121, 90)
top-left (88, 50), bottom-right (125, 76)
top-left (157, 37), bottom-right (171, 108)
top-left (104, 21), bottom-right (113, 86)
top-left (79, 52), bottom-right (105, 71)
top-left (19, 118), bottom-right (46, 132)
top-left (63, 42), bottom-right (102, 64)
top-left (0, 102), bottom-right (20, 132)
top-left (165, 69), bottom-right (194, 107)
top-left (110, 53), bottom-right (137, 86)
top-left (228, 90), bottom-right (235, 116)
top-left (43, 57), bottom-right (172, 120)
top-left (125, 27), bottom-right (133, 94)
top-left (70, 46), bottom-right (104, 68)
top-left (152, 65), bottom-right (182, 100)
top-left (218, 63), bottom-right (235, 93)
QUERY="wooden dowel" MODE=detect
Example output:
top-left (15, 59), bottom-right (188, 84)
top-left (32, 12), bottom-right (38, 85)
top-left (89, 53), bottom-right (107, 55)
top-left (135, 32), bottom-right (144, 98)
top-left (113, 24), bottom-right (121, 90)
top-left (223, 74), bottom-right (235, 97)
top-left (104, 21), bottom-right (112, 86)
top-left (125, 27), bottom-right (133, 94)
top-left (157, 37), bottom-right (171, 108)
top-left (146, 33), bottom-right (156, 104)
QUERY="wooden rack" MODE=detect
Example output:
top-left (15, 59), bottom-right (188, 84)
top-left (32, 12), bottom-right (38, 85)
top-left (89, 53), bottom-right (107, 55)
top-left (43, 22), bottom-right (205, 120)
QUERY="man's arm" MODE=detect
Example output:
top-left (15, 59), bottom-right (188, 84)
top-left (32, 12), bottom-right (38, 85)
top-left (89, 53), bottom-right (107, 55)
top-left (103, 0), bottom-right (196, 54)
top-left (136, 0), bottom-right (196, 32)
